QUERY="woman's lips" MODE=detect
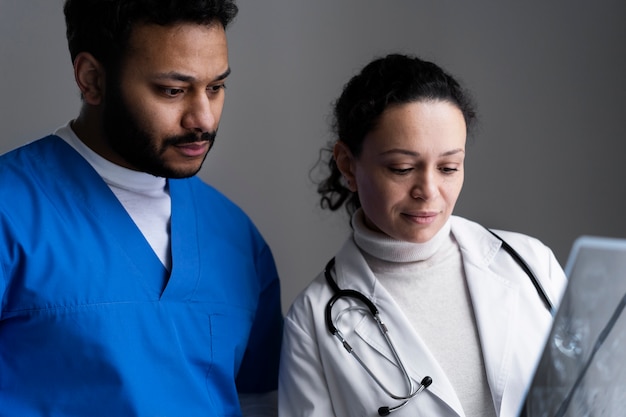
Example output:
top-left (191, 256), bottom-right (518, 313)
top-left (403, 211), bottom-right (439, 224)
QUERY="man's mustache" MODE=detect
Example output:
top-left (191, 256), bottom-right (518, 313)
top-left (165, 131), bottom-right (216, 147)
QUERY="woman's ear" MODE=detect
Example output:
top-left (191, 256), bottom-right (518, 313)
top-left (333, 141), bottom-right (357, 192)
top-left (73, 52), bottom-right (105, 105)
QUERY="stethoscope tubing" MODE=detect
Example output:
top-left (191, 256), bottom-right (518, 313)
top-left (324, 258), bottom-right (428, 404)
top-left (487, 230), bottom-right (554, 313)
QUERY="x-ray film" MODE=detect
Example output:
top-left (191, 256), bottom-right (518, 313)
top-left (520, 236), bottom-right (626, 417)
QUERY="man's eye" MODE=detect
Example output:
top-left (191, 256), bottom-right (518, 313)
top-left (208, 84), bottom-right (226, 93)
top-left (440, 167), bottom-right (459, 173)
top-left (161, 87), bottom-right (184, 97)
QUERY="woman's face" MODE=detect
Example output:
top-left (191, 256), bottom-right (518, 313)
top-left (335, 100), bottom-right (467, 243)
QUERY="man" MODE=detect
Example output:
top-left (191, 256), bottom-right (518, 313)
top-left (0, 1), bottom-right (283, 416)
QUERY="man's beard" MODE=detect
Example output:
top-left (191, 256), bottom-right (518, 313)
top-left (102, 82), bottom-right (216, 178)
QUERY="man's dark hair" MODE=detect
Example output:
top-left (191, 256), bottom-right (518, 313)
top-left (64, 0), bottom-right (238, 70)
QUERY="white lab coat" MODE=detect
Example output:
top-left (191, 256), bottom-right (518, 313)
top-left (279, 216), bottom-right (567, 417)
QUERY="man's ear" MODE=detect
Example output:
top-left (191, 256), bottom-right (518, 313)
top-left (333, 141), bottom-right (358, 192)
top-left (73, 52), bottom-right (105, 105)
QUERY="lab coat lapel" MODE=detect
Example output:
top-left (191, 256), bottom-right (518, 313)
top-left (463, 258), bottom-right (518, 412)
top-left (334, 239), bottom-right (466, 415)
top-left (452, 217), bottom-right (520, 415)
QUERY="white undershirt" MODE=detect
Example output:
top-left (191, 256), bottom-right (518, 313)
top-left (55, 122), bottom-right (172, 271)
top-left (352, 210), bottom-right (497, 417)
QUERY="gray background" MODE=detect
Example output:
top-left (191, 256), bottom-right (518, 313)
top-left (1, 0), bottom-right (625, 312)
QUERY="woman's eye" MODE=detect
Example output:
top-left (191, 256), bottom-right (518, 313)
top-left (389, 167), bottom-right (412, 175)
top-left (440, 166), bottom-right (459, 174)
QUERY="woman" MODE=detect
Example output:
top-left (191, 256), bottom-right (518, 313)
top-left (278, 54), bottom-right (567, 417)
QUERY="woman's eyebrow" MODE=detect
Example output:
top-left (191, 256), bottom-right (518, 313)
top-left (441, 148), bottom-right (465, 157)
top-left (379, 148), bottom-right (465, 157)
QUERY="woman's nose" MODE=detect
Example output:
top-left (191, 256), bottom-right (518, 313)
top-left (410, 171), bottom-right (438, 200)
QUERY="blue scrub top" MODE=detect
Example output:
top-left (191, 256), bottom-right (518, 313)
top-left (0, 136), bottom-right (283, 416)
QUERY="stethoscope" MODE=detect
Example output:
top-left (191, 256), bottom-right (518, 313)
top-left (324, 230), bottom-right (554, 416)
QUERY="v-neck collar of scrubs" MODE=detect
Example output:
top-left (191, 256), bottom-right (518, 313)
top-left (45, 135), bottom-right (201, 300)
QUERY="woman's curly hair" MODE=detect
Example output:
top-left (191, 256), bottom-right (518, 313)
top-left (316, 53), bottom-right (477, 218)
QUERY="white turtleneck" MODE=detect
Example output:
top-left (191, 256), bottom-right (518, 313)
top-left (54, 122), bottom-right (172, 272)
top-left (352, 209), bottom-right (497, 417)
